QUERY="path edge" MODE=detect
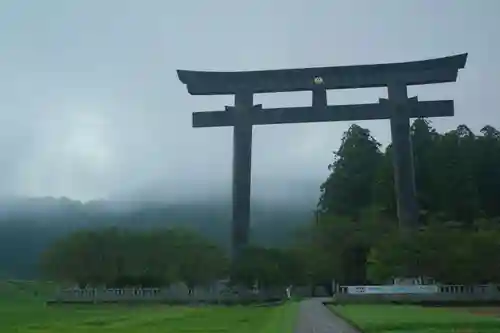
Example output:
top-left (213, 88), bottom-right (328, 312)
top-left (323, 301), bottom-right (366, 333)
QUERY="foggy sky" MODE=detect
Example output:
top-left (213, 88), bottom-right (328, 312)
top-left (0, 0), bottom-right (498, 201)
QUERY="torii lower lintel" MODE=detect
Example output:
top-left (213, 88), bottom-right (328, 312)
top-left (192, 100), bottom-right (454, 128)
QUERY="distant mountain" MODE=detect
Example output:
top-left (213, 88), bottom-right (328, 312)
top-left (0, 182), bottom-right (320, 279)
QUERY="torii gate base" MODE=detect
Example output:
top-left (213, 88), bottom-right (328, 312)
top-left (177, 54), bottom-right (467, 259)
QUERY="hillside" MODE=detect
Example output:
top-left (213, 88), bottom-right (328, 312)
top-left (0, 194), bottom-right (317, 279)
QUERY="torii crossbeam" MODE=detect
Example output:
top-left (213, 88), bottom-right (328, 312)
top-left (177, 53), bottom-right (467, 258)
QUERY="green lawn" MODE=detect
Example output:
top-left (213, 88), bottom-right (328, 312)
top-left (0, 281), bottom-right (298, 333)
top-left (330, 304), bottom-right (500, 333)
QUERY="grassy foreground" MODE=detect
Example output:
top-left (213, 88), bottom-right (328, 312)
top-left (330, 304), bottom-right (500, 333)
top-left (0, 281), bottom-right (298, 333)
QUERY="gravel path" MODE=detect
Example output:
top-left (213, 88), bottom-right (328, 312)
top-left (293, 298), bottom-right (360, 333)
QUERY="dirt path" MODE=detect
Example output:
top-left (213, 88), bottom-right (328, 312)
top-left (293, 298), bottom-right (360, 333)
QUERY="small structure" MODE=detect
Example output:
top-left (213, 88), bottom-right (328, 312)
top-left (177, 54), bottom-right (467, 258)
top-left (392, 276), bottom-right (437, 285)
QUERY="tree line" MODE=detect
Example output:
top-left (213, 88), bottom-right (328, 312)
top-left (313, 119), bottom-right (500, 285)
top-left (41, 228), bottom-right (228, 290)
top-left (40, 119), bottom-right (500, 289)
top-left (40, 227), bottom-right (311, 290)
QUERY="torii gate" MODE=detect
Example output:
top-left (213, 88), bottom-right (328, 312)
top-left (177, 53), bottom-right (467, 258)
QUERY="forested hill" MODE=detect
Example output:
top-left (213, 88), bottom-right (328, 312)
top-left (0, 195), bottom-right (317, 279)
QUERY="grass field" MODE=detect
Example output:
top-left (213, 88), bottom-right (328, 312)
top-left (0, 281), bottom-right (298, 333)
top-left (330, 304), bottom-right (500, 333)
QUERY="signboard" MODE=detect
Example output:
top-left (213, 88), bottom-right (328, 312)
top-left (346, 285), bottom-right (439, 295)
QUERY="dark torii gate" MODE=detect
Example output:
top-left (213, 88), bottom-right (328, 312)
top-left (177, 54), bottom-right (467, 258)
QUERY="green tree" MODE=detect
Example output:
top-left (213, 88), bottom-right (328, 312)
top-left (230, 246), bottom-right (298, 289)
top-left (431, 125), bottom-right (480, 224)
top-left (368, 224), bottom-right (500, 285)
top-left (476, 125), bottom-right (500, 218)
top-left (319, 124), bottom-right (383, 218)
top-left (410, 118), bottom-right (441, 218)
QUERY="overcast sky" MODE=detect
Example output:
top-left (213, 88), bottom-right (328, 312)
top-left (0, 0), bottom-right (498, 201)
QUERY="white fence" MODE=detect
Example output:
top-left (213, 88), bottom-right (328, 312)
top-left (336, 284), bottom-right (500, 302)
top-left (339, 284), bottom-right (500, 295)
top-left (345, 285), bottom-right (439, 295)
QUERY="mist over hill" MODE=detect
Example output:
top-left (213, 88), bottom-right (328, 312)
top-left (0, 179), bottom-right (320, 279)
